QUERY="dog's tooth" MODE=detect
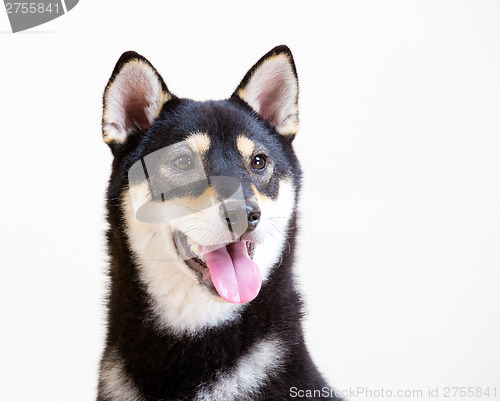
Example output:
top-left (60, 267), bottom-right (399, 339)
top-left (190, 244), bottom-right (206, 262)
top-left (190, 243), bottom-right (202, 257)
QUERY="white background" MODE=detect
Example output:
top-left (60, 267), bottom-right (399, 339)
top-left (1, 1), bottom-right (499, 400)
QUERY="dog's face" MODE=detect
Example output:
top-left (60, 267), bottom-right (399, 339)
top-left (103, 47), bottom-right (301, 333)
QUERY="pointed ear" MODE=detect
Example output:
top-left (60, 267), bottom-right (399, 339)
top-left (232, 45), bottom-right (299, 138)
top-left (102, 51), bottom-right (174, 146)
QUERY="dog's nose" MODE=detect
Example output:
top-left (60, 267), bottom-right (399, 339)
top-left (221, 200), bottom-right (261, 235)
top-left (245, 200), bottom-right (261, 231)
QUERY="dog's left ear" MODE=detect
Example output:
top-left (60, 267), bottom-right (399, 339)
top-left (102, 51), bottom-right (173, 147)
top-left (232, 45), bottom-right (299, 138)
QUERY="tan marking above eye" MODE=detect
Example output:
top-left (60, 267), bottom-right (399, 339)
top-left (186, 133), bottom-right (211, 154)
top-left (237, 135), bottom-right (256, 159)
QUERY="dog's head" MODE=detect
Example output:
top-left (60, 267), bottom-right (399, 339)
top-left (102, 46), bottom-right (300, 326)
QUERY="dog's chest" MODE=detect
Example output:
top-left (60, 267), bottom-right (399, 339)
top-left (100, 336), bottom-right (285, 401)
top-left (192, 336), bottom-right (285, 400)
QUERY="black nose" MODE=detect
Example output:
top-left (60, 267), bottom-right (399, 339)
top-left (245, 201), bottom-right (261, 231)
top-left (221, 199), bottom-right (261, 235)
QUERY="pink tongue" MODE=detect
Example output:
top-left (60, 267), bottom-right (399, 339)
top-left (202, 241), bottom-right (261, 304)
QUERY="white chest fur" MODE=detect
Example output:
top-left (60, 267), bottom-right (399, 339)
top-left (193, 336), bottom-right (286, 400)
top-left (99, 337), bottom-right (285, 401)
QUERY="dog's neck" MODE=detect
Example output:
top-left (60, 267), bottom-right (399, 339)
top-left (102, 217), bottom-right (304, 399)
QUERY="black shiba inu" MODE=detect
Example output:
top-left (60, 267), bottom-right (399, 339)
top-left (97, 46), bottom-right (339, 401)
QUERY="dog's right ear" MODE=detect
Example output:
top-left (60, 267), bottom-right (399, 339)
top-left (231, 45), bottom-right (299, 138)
top-left (102, 51), bottom-right (173, 147)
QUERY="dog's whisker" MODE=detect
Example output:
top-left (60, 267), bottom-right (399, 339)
top-left (167, 202), bottom-right (202, 215)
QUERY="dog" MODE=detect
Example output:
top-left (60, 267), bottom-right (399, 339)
top-left (97, 46), bottom-right (340, 401)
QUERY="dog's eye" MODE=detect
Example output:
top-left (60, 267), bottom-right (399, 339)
top-left (172, 154), bottom-right (194, 170)
top-left (251, 154), bottom-right (267, 170)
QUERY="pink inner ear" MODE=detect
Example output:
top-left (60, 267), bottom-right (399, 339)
top-left (104, 60), bottom-right (167, 142)
top-left (241, 55), bottom-right (297, 132)
top-left (124, 97), bottom-right (150, 131)
top-left (256, 78), bottom-right (287, 126)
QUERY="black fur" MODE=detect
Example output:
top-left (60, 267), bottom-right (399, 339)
top-left (98, 46), bottom-right (340, 401)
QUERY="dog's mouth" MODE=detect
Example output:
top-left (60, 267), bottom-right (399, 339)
top-left (175, 232), bottom-right (261, 304)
